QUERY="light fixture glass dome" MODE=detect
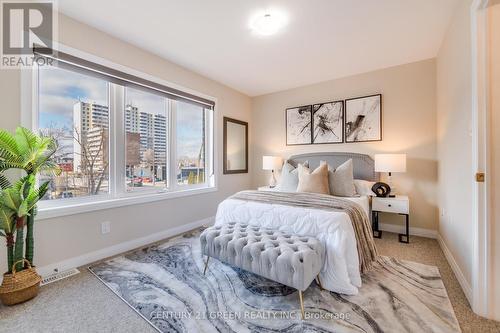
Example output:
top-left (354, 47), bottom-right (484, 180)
top-left (251, 12), bottom-right (286, 36)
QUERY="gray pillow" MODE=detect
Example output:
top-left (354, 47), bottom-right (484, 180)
top-left (276, 160), bottom-right (308, 192)
top-left (328, 159), bottom-right (356, 197)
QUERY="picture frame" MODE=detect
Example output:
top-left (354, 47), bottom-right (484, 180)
top-left (223, 117), bottom-right (248, 174)
top-left (344, 94), bottom-right (382, 143)
top-left (312, 100), bottom-right (344, 144)
top-left (286, 105), bottom-right (312, 145)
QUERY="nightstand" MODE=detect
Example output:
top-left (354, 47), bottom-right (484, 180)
top-left (372, 195), bottom-right (410, 243)
top-left (257, 186), bottom-right (278, 192)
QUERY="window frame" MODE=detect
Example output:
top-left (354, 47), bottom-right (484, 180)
top-left (21, 43), bottom-right (218, 220)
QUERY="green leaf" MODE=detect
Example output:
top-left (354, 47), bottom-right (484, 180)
top-left (1, 188), bottom-right (21, 211)
top-left (0, 230), bottom-right (5, 237)
top-left (18, 200), bottom-right (28, 217)
top-left (0, 207), bottom-right (14, 234)
top-left (0, 148), bottom-right (22, 166)
top-left (25, 181), bottom-right (48, 211)
top-left (0, 173), bottom-right (11, 190)
top-left (15, 127), bottom-right (38, 155)
top-left (0, 127), bottom-right (59, 177)
top-left (0, 129), bottom-right (20, 157)
top-left (0, 160), bottom-right (24, 171)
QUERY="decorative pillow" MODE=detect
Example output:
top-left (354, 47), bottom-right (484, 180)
top-left (276, 161), bottom-right (308, 192)
top-left (327, 159), bottom-right (356, 197)
top-left (297, 163), bottom-right (330, 195)
top-left (353, 179), bottom-right (377, 196)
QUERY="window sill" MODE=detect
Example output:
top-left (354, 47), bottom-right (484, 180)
top-left (36, 186), bottom-right (217, 220)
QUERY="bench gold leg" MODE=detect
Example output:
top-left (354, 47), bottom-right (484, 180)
top-left (203, 256), bottom-right (210, 275)
top-left (316, 275), bottom-right (324, 291)
top-left (298, 290), bottom-right (305, 320)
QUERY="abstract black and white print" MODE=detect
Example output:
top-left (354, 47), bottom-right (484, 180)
top-left (286, 105), bottom-right (312, 145)
top-left (312, 101), bottom-right (343, 144)
top-left (345, 94), bottom-right (382, 142)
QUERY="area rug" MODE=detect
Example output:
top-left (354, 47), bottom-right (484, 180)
top-left (89, 228), bottom-right (461, 333)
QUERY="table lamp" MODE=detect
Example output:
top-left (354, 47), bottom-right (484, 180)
top-left (262, 156), bottom-right (283, 188)
top-left (374, 154), bottom-right (406, 197)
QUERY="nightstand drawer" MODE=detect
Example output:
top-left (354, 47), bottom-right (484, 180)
top-left (372, 198), bottom-right (409, 214)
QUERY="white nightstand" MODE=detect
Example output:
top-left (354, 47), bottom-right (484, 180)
top-left (372, 195), bottom-right (410, 243)
top-left (257, 186), bottom-right (278, 192)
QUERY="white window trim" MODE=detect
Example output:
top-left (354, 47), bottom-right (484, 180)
top-left (21, 42), bottom-right (218, 220)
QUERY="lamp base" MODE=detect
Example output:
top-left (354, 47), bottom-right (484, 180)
top-left (269, 170), bottom-right (277, 188)
top-left (387, 173), bottom-right (397, 197)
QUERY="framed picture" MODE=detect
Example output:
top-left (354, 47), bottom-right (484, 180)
top-left (223, 117), bottom-right (248, 174)
top-left (286, 105), bottom-right (312, 145)
top-left (345, 94), bottom-right (382, 142)
top-left (312, 101), bottom-right (344, 144)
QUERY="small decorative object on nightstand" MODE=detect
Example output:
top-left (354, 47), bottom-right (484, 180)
top-left (372, 195), bottom-right (410, 243)
top-left (262, 156), bottom-right (283, 188)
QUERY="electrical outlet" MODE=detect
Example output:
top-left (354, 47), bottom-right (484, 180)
top-left (440, 209), bottom-right (448, 225)
top-left (101, 221), bottom-right (111, 234)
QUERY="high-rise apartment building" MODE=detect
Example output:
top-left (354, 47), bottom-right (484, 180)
top-left (72, 102), bottom-right (167, 181)
top-left (125, 104), bottom-right (167, 163)
top-left (125, 104), bottom-right (167, 181)
top-left (73, 101), bottom-right (109, 172)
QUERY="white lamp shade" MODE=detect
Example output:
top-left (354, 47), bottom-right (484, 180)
top-left (374, 154), bottom-right (407, 173)
top-left (262, 156), bottom-right (283, 170)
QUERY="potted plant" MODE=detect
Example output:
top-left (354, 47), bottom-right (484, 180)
top-left (0, 127), bottom-right (59, 305)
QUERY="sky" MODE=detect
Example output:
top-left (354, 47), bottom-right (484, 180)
top-left (39, 66), bottom-right (205, 158)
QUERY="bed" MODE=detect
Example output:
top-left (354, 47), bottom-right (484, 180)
top-left (215, 152), bottom-right (379, 295)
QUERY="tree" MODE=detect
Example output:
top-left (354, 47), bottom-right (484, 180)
top-left (0, 176), bottom-right (48, 271)
top-left (73, 127), bottom-right (109, 195)
top-left (0, 127), bottom-right (58, 266)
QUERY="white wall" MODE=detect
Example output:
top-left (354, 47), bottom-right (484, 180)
top-left (436, 0), bottom-right (473, 288)
top-left (488, 1), bottom-right (500, 319)
top-left (0, 13), bottom-right (252, 274)
top-left (251, 59), bottom-right (438, 231)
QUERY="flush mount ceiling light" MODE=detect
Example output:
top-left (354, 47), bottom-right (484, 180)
top-left (250, 12), bottom-right (287, 36)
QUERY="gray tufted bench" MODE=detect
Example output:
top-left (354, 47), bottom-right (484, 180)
top-left (200, 222), bottom-right (325, 319)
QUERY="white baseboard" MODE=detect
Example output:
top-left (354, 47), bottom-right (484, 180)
top-left (379, 223), bottom-right (438, 239)
top-left (36, 216), bottom-right (214, 278)
top-left (437, 234), bottom-right (472, 303)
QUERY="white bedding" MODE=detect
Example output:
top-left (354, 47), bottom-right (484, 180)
top-left (344, 195), bottom-right (370, 218)
top-left (215, 194), bottom-right (371, 295)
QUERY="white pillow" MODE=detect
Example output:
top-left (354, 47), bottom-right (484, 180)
top-left (327, 159), bottom-right (356, 197)
top-left (353, 179), bottom-right (377, 196)
top-left (276, 161), bottom-right (308, 192)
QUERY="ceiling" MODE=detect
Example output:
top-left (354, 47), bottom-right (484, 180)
top-left (57, 0), bottom-right (458, 96)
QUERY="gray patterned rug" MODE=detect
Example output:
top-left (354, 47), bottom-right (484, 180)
top-left (89, 229), bottom-right (461, 333)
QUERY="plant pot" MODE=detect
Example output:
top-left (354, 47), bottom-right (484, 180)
top-left (0, 259), bottom-right (41, 306)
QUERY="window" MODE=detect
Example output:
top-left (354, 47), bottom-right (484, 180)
top-left (176, 101), bottom-right (207, 185)
top-left (125, 87), bottom-right (168, 191)
top-left (38, 65), bottom-right (110, 199)
top-left (30, 49), bottom-right (215, 213)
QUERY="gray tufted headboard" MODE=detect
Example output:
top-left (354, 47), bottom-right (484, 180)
top-left (288, 152), bottom-right (379, 181)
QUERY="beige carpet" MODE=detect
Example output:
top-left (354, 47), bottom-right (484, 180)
top-left (0, 231), bottom-right (498, 333)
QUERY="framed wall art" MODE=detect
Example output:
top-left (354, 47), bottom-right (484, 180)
top-left (344, 94), bottom-right (382, 143)
top-left (312, 101), bottom-right (344, 144)
top-left (286, 105), bottom-right (312, 145)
